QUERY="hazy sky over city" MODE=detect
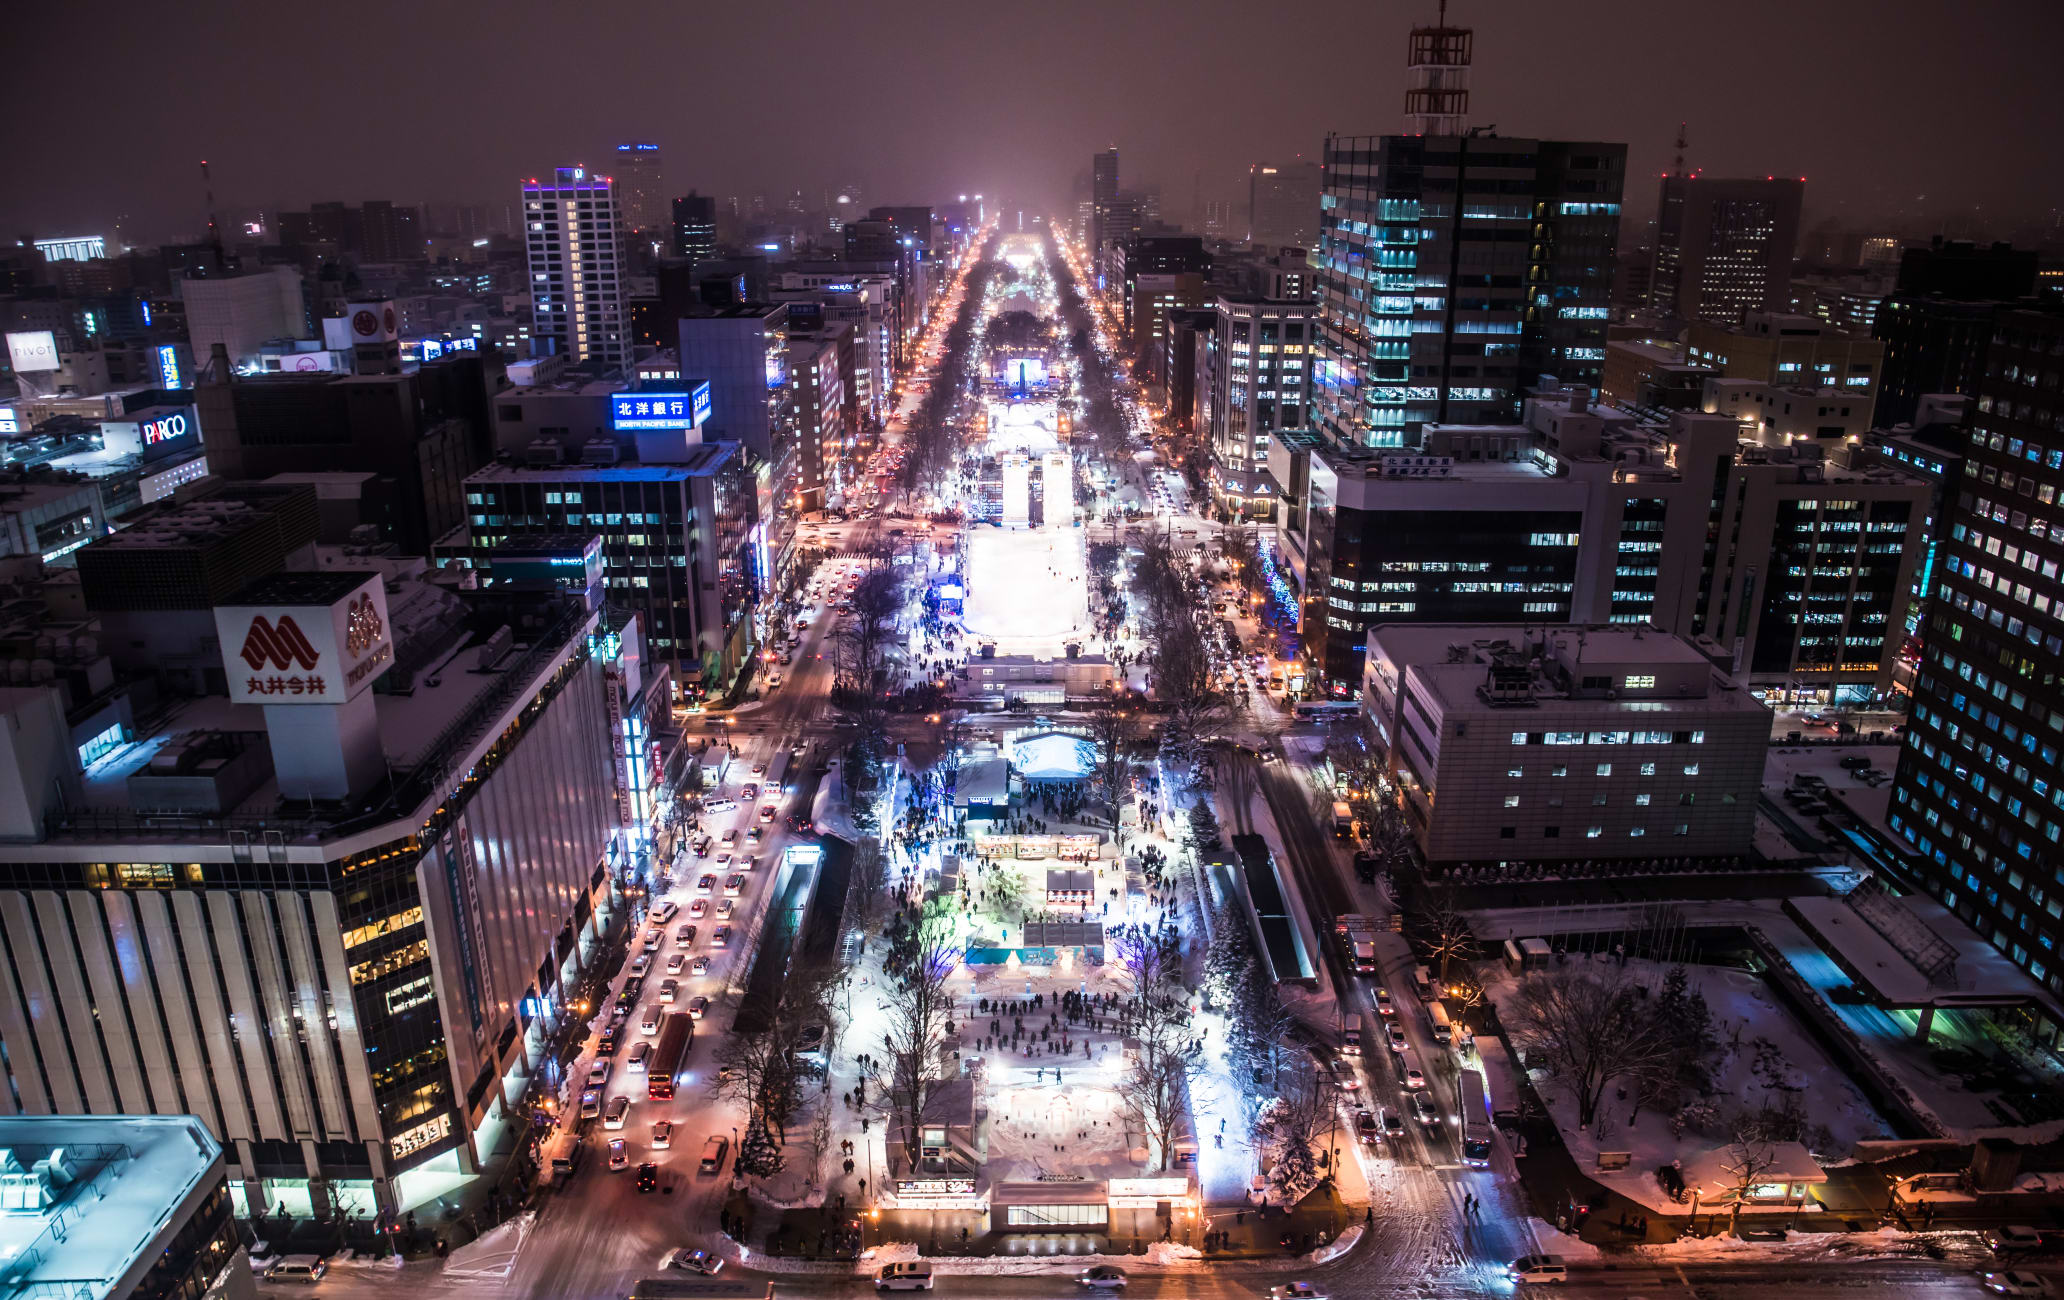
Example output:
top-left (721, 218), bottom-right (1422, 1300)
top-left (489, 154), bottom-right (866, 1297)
top-left (9, 0), bottom-right (2062, 242)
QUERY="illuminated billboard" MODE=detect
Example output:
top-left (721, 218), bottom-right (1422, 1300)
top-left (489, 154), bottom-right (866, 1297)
top-left (6, 330), bottom-right (60, 373)
top-left (611, 383), bottom-right (711, 430)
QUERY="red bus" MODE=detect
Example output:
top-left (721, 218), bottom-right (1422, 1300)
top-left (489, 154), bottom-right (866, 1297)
top-left (647, 1013), bottom-right (693, 1100)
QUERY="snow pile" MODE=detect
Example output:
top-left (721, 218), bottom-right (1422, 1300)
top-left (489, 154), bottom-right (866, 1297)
top-left (440, 1211), bottom-right (532, 1280)
top-left (1307, 1223), bottom-right (1363, 1264)
top-left (1145, 1242), bottom-right (1202, 1265)
top-left (1528, 1220), bottom-right (1603, 1260)
top-left (1637, 1225), bottom-right (1987, 1265)
top-left (862, 1242), bottom-right (922, 1264)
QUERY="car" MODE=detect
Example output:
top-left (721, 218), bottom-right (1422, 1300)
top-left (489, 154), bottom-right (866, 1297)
top-left (1403, 1064), bottom-right (1427, 1089)
top-left (1267, 1285), bottom-right (1327, 1300)
top-left (1354, 1109), bottom-right (1379, 1144)
top-left (695, 874), bottom-right (717, 894)
top-left (688, 995), bottom-right (710, 1019)
top-left (1986, 1226), bottom-right (2048, 1254)
top-left (703, 798), bottom-right (738, 814)
top-left (597, 1025), bottom-right (621, 1056)
top-left (627, 1041), bottom-right (652, 1072)
top-left (712, 927), bottom-right (731, 949)
top-left (699, 1136), bottom-right (730, 1174)
top-left (1375, 988), bottom-right (1396, 1016)
top-left (604, 1095), bottom-right (631, 1129)
top-left (1506, 1255), bottom-right (1567, 1284)
top-left (715, 899), bottom-right (735, 920)
top-left (1386, 1023), bottom-right (1408, 1052)
top-left (746, 826), bottom-right (765, 843)
top-left (1328, 1058), bottom-right (1360, 1091)
top-left (1981, 1273), bottom-right (2056, 1296)
top-left (666, 953), bottom-right (687, 975)
top-left (875, 1262), bottom-right (934, 1291)
top-left (1410, 1091), bottom-right (1440, 1127)
top-left (687, 898), bottom-right (708, 919)
top-left (759, 804), bottom-right (777, 822)
top-left (692, 838), bottom-right (712, 858)
top-left (579, 1088), bottom-right (602, 1119)
top-left (1379, 1105), bottom-right (1403, 1134)
top-left (724, 874), bottom-right (745, 897)
top-left (752, 761), bottom-right (766, 775)
top-left (715, 852), bottom-right (732, 868)
top-left (1078, 1264), bottom-right (1129, 1289)
top-left (264, 1256), bottom-right (329, 1284)
top-left (767, 673), bottom-right (783, 688)
top-left (641, 928), bottom-right (664, 952)
top-left (641, 1005), bottom-right (663, 1034)
top-left (721, 829), bottom-right (738, 847)
top-left (740, 784), bottom-right (758, 800)
top-left (587, 1060), bottom-right (611, 1086)
top-left (636, 1162), bottom-right (659, 1193)
top-left (740, 856), bottom-right (759, 873)
top-left (652, 901), bottom-right (679, 923)
top-left (608, 1137), bottom-right (629, 1170)
top-left (664, 1248), bottom-right (723, 1275)
top-left (1342, 1027), bottom-right (1362, 1056)
top-left (657, 978), bottom-right (679, 1004)
top-left (691, 955), bottom-right (712, 975)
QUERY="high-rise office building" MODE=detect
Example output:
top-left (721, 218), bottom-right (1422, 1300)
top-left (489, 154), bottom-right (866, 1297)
top-left (1248, 161), bottom-right (1322, 246)
top-left (1889, 306), bottom-right (2064, 1003)
top-left (1206, 293), bottom-right (1318, 519)
top-left (1651, 175), bottom-right (1804, 326)
top-left (1314, 134), bottom-right (1624, 448)
top-left (1091, 147), bottom-right (1120, 253)
top-left (1871, 239), bottom-right (2040, 428)
top-left (613, 142), bottom-right (665, 235)
top-left (523, 166), bottom-right (626, 366)
top-left (671, 191), bottom-right (718, 265)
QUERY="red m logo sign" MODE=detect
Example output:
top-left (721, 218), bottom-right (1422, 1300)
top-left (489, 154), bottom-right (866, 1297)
top-left (239, 616), bottom-right (321, 671)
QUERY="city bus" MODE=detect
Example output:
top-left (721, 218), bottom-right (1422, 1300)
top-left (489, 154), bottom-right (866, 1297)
top-left (1295, 700), bottom-right (1361, 721)
top-left (1458, 1068), bottom-right (1493, 1165)
top-left (647, 1012), bottom-right (693, 1101)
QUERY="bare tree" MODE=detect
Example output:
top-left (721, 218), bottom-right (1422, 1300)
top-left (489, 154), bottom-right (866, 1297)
top-left (845, 837), bottom-right (892, 934)
top-left (870, 909), bottom-right (965, 1176)
top-left (1503, 967), bottom-right (1678, 1130)
top-left (1117, 1005), bottom-right (1204, 1172)
top-left (1720, 1115), bottom-right (1787, 1232)
top-left (1414, 883), bottom-right (1477, 987)
top-left (1078, 705), bottom-right (1142, 846)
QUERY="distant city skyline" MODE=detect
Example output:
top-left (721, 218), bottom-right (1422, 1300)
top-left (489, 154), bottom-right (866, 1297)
top-left (7, 0), bottom-right (2062, 242)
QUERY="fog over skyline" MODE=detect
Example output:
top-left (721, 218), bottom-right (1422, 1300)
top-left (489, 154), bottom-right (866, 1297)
top-left (8, 0), bottom-right (2062, 241)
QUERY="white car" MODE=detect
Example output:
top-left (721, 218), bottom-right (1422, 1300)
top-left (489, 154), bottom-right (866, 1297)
top-left (1403, 1065), bottom-right (1427, 1089)
top-left (1507, 1255), bottom-right (1567, 1284)
top-left (688, 995), bottom-right (710, 1019)
top-left (586, 1060), bottom-right (610, 1086)
top-left (1982, 1275), bottom-right (2057, 1297)
top-left (1079, 1265), bottom-right (1128, 1289)
top-left (652, 1120), bottom-right (674, 1150)
top-left (666, 953), bottom-right (687, 975)
top-left (715, 899), bottom-right (735, 920)
top-left (1268, 1286), bottom-right (1327, 1300)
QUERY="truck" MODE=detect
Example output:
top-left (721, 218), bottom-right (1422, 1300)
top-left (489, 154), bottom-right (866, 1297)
top-left (1331, 801), bottom-right (1354, 838)
top-left (1335, 914), bottom-right (1385, 975)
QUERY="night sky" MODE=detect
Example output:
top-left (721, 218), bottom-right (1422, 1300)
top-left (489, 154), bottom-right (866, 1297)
top-left (9, 0), bottom-right (2062, 242)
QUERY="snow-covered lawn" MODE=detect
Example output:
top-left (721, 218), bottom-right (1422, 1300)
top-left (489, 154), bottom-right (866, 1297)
top-left (963, 527), bottom-right (1090, 651)
top-left (1488, 957), bottom-right (1893, 1216)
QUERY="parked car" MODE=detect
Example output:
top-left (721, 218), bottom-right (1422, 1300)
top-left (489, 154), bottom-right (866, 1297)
top-left (628, 954), bottom-right (651, 977)
top-left (587, 1060), bottom-right (611, 1086)
top-left (1981, 1273), bottom-right (2056, 1296)
top-left (264, 1256), bottom-right (329, 1284)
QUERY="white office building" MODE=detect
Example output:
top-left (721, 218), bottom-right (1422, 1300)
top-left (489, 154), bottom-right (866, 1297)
top-left (1363, 624), bottom-right (1772, 867)
top-left (523, 166), bottom-right (626, 366)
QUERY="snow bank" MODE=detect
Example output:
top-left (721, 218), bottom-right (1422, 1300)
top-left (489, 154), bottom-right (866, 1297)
top-left (1636, 1225), bottom-right (1988, 1265)
top-left (1307, 1223), bottom-right (1363, 1264)
top-left (1527, 1220), bottom-right (1603, 1261)
top-left (1144, 1242), bottom-right (1202, 1265)
top-left (862, 1242), bottom-right (921, 1264)
top-left (440, 1212), bottom-right (532, 1280)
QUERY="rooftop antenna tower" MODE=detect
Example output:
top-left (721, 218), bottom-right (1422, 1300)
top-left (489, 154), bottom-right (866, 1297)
top-left (1405, 0), bottom-right (1473, 136)
top-left (201, 158), bottom-right (224, 263)
top-left (1671, 122), bottom-right (1690, 178)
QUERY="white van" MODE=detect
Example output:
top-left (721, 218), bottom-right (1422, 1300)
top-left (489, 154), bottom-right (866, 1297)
top-left (1507, 1254), bottom-right (1567, 1283)
top-left (875, 1262), bottom-right (935, 1291)
top-left (699, 1136), bottom-right (729, 1174)
top-left (1427, 1002), bottom-right (1452, 1043)
top-left (265, 1256), bottom-right (328, 1284)
top-left (604, 1095), bottom-right (631, 1129)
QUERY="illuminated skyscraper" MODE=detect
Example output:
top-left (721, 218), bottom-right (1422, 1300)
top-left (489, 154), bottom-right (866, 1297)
top-left (522, 166), bottom-right (626, 365)
top-left (613, 141), bottom-right (665, 235)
